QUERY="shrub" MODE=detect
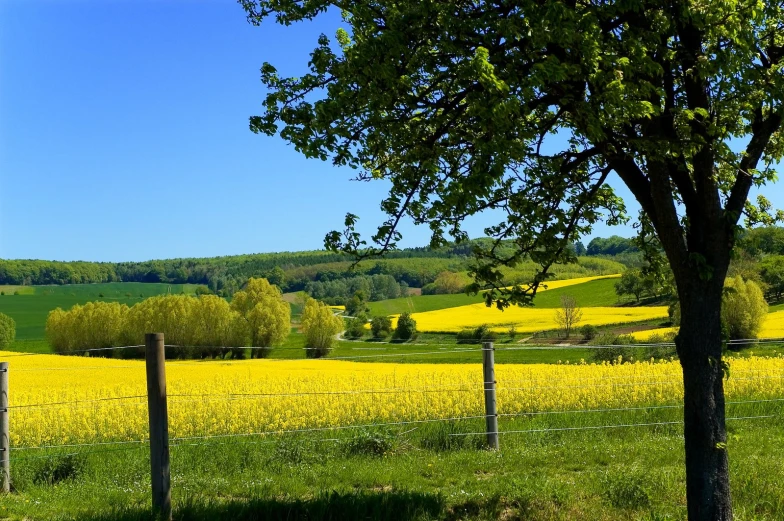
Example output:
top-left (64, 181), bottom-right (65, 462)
top-left (580, 324), bottom-right (598, 341)
top-left (301, 298), bottom-right (343, 358)
top-left (508, 326), bottom-right (517, 341)
top-left (98, 293), bottom-right (104, 298)
top-left (455, 324), bottom-right (497, 344)
top-left (394, 312), bottom-right (417, 340)
top-left (370, 316), bottom-right (392, 339)
top-left (722, 276), bottom-right (768, 342)
top-left (345, 314), bottom-right (368, 339)
top-left (0, 313), bottom-right (15, 349)
top-left (194, 285), bottom-right (212, 295)
top-left (13, 291), bottom-right (19, 296)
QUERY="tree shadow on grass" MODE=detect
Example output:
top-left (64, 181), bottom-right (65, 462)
top-left (74, 490), bottom-right (445, 521)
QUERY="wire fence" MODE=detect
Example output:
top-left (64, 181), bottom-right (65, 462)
top-left (3, 338), bottom-right (784, 515)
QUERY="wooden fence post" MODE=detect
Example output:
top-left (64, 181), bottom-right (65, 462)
top-left (145, 333), bottom-right (171, 520)
top-left (482, 342), bottom-right (499, 450)
top-left (0, 362), bottom-right (8, 493)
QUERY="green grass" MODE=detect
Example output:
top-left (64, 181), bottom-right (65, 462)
top-left (769, 301), bottom-right (784, 313)
top-left (4, 405), bottom-right (784, 520)
top-left (367, 278), bottom-right (626, 317)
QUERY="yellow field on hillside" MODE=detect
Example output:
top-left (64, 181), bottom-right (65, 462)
top-left (397, 305), bottom-right (668, 333)
top-left (630, 327), bottom-right (679, 341)
top-left (502, 273), bottom-right (621, 292)
top-left (8, 351), bottom-right (783, 447)
top-left (630, 310), bottom-right (784, 341)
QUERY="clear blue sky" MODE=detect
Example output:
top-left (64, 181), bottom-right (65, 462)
top-left (1, 1), bottom-right (779, 263)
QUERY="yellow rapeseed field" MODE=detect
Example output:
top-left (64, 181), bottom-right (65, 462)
top-left (399, 305), bottom-right (668, 333)
top-left (6, 351), bottom-right (784, 447)
top-left (761, 310), bottom-right (784, 338)
top-left (501, 273), bottom-right (621, 292)
top-left (630, 310), bottom-right (784, 341)
top-left (630, 327), bottom-right (679, 341)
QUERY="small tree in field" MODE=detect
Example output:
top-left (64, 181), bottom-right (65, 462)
top-left (554, 295), bottom-right (583, 339)
top-left (301, 298), bottom-right (343, 358)
top-left (370, 315), bottom-right (392, 339)
top-left (393, 312), bottom-right (417, 340)
top-left (721, 277), bottom-right (768, 342)
top-left (230, 278), bottom-right (290, 357)
top-left (0, 313), bottom-right (15, 349)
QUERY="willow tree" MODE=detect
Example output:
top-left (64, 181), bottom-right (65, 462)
top-left (240, 1), bottom-right (784, 518)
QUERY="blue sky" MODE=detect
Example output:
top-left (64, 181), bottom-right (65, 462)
top-left (0, 1), bottom-right (779, 263)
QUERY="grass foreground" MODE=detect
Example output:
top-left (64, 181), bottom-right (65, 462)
top-left (3, 416), bottom-right (784, 520)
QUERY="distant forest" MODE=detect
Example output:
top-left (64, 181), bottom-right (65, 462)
top-left (3, 228), bottom-right (783, 300)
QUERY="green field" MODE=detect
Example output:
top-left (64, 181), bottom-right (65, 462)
top-left (367, 278), bottom-right (629, 316)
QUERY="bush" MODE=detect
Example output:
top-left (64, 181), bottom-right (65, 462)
top-left (508, 326), bottom-right (517, 341)
top-left (455, 324), bottom-right (497, 344)
top-left (345, 314), bottom-right (368, 339)
top-left (302, 298), bottom-right (344, 358)
top-left (580, 324), bottom-right (598, 341)
top-left (722, 276), bottom-right (768, 342)
top-left (370, 315), bottom-right (392, 339)
top-left (394, 312), bottom-right (417, 340)
top-left (0, 313), bottom-right (15, 349)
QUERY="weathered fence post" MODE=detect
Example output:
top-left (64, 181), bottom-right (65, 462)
top-left (482, 342), bottom-right (499, 450)
top-left (0, 362), bottom-right (9, 493)
top-left (145, 333), bottom-right (171, 520)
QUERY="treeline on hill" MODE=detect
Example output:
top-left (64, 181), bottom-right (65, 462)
top-left (0, 238), bottom-right (625, 298)
top-left (0, 245), bottom-right (474, 292)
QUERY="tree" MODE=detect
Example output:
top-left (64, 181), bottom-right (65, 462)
top-left (345, 313), bottom-right (368, 339)
top-left (426, 271), bottom-right (469, 295)
top-left (721, 277), bottom-right (768, 341)
top-left (760, 255), bottom-right (784, 300)
top-left (393, 312), bottom-right (417, 341)
top-left (554, 295), bottom-right (583, 338)
top-left (301, 298), bottom-right (343, 358)
top-left (370, 315), bottom-right (393, 339)
top-left (344, 291), bottom-right (369, 317)
top-left (230, 278), bottom-right (291, 356)
top-left (615, 269), bottom-right (654, 303)
top-left (0, 313), bottom-right (15, 349)
top-left (242, 2), bottom-right (784, 518)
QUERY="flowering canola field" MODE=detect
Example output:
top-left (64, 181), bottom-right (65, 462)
top-left (398, 305), bottom-right (669, 334)
top-left (630, 310), bottom-right (784, 341)
top-left (6, 351), bottom-right (784, 447)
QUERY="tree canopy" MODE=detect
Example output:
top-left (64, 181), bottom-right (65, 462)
top-left (242, 1), bottom-right (784, 518)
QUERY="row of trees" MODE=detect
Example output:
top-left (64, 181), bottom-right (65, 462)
top-left (45, 278), bottom-right (291, 359)
top-left (304, 274), bottom-right (407, 304)
top-left (344, 312), bottom-right (417, 341)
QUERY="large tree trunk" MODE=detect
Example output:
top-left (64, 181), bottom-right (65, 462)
top-left (677, 284), bottom-right (732, 521)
